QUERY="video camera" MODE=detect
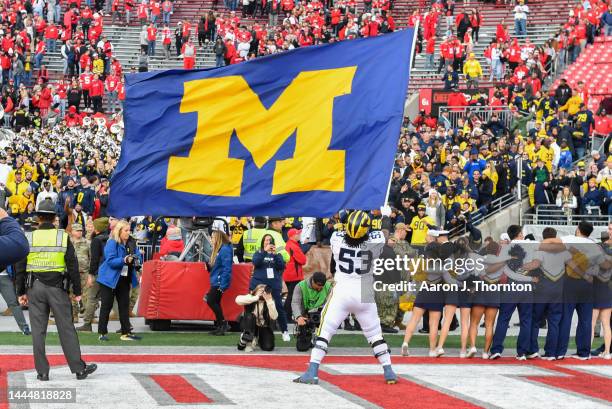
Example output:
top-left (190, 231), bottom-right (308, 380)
top-left (307, 309), bottom-right (321, 327)
top-left (295, 308), bottom-right (323, 352)
top-left (192, 217), bottom-right (214, 229)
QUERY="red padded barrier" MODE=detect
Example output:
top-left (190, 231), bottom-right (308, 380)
top-left (138, 261), bottom-right (253, 322)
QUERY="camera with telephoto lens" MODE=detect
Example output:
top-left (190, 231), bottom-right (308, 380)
top-left (237, 331), bottom-right (254, 350)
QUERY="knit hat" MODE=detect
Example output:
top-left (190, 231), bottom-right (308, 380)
top-left (93, 217), bottom-right (109, 233)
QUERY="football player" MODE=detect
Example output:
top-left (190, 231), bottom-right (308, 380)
top-left (294, 211), bottom-right (398, 385)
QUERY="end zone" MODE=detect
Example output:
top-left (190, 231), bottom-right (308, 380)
top-left (1, 354), bottom-right (610, 409)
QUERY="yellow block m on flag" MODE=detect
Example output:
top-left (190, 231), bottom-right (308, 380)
top-left (168, 67), bottom-right (356, 196)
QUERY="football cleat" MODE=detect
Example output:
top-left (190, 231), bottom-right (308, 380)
top-left (383, 365), bottom-right (397, 384)
top-left (293, 362), bottom-right (320, 385)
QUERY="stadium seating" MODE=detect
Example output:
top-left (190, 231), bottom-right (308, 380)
top-left (408, 0), bottom-right (573, 94)
top-left (551, 35), bottom-right (612, 112)
top-left (40, 0), bottom-right (576, 82)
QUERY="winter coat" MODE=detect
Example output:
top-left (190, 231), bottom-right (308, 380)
top-left (282, 238), bottom-right (307, 282)
top-left (209, 244), bottom-right (233, 290)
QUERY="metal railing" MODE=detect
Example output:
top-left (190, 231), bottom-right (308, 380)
top-left (523, 204), bottom-right (611, 227)
top-left (439, 106), bottom-right (513, 129)
top-left (591, 134), bottom-right (610, 155)
top-left (448, 189), bottom-right (527, 238)
top-left (137, 243), bottom-right (161, 261)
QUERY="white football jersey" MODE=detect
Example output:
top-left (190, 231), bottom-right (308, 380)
top-left (331, 230), bottom-right (385, 281)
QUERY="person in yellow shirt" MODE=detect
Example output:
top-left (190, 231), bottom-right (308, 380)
top-left (559, 89), bottom-right (582, 117)
top-left (524, 138), bottom-right (536, 162)
top-left (13, 188), bottom-right (35, 213)
top-left (463, 53), bottom-right (482, 89)
top-left (229, 217), bottom-right (249, 245)
top-left (536, 139), bottom-right (554, 172)
top-left (409, 204), bottom-right (435, 248)
top-left (531, 121), bottom-right (548, 139)
top-left (47, 168), bottom-right (58, 187)
top-left (92, 55), bottom-right (104, 76)
top-left (456, 190), bottom-right (476, 212)
top-left (483, 164), bottom-right (498, 196)
top-left (6, 172), bottom-right (29, 209)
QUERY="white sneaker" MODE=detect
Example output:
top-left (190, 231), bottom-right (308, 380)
top-left (540, 355), bottom-right (556, 361)
top-left (466, 347), bottom-right (477, 358)
top-left (401, 342), bottom-right (410, 356)
top-left (602, 353), bottom-right (611, 360)
top-left (527, 352), bottom-right (540, 359)
top-left (245, 345), bottom-right (254, 352)
top-left (428, 350), bottom-right (437, 358)
top-left (570, 354), bottom-right (590, 360)
top-left (282, 331), bottom-right (291, 342)
top-left (459, 351), bottom-right (467, 358)
top-left (436, 348), bottom-right (445, 357)
top-left (482, 352), bottom-right (490, 360)
top-left (516, 355), bottom-right (527, 361)
top-left (489, 352), bottom-right (502, 360)
top-left (556, 355), bottom-right (565, 360)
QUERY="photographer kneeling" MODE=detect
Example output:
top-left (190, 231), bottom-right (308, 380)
top-left (235, 284), bottom-right (278, 352)
top-left (291, 272), bottom-right (332, 351)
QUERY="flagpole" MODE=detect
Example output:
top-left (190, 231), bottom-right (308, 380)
top-left (384, 23), bottom-right (419, 206)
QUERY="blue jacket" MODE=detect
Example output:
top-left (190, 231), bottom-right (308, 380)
top-left (97, 238), bottom-right (142, 289)
top-left (463, 159), bottom-right (486, 180)
top-left (0, 216), bottom-right (29, 270)
top-left (558, 149), bottom-right (573, 170)
top-left (249, 250), bottom-right (285, 291)
top-left (209, 244), bottom-right (233, 290)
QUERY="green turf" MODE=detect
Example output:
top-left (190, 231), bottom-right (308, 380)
top-left (0, 332), bottom-right (576, 349)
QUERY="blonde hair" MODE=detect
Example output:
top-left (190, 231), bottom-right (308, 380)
top-left (111, 220), bottom-right (131, 243)
top-left (210, 230), bottom-right (231, 266)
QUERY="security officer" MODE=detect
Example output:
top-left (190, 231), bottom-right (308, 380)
top-left (241, 216), bottom-right (268, 262)
top-left (70, 223), bottom-right (90, 323)
top-left (15, 200), bottom-right (97, 381)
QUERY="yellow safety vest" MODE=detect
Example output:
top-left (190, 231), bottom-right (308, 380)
top-left (242, 228), bottom-right (267, 261)
top-left (242, 228), bottom-right (289, 262)
top-left (25, 229), bottom-right (68, 273)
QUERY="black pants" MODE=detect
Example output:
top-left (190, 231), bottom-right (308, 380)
top-left (256, 326), bottom-right (274, 351)
top-left (473, 26), bottom-right (479, 42)
top-left (284, 280), bottom-right (299, 320)
top-left (83, 90), bottom-right (90, 109)
top-left (206, 286), bottom-right (224, 324)
top-left (92, 95), bottom-right (102, 113)
top-left (198, 32), bottom-right (206, 46)
top-left (98, 276), bottom-right (131, 335)
top-left (234, 245), bottom-right (244, 263)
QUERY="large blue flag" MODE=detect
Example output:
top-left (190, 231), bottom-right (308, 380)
top-left (109, 29), bottom-right (415, 217)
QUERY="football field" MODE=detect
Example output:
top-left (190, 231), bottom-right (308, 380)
top-left (0, 333), bottom-right (610, 409)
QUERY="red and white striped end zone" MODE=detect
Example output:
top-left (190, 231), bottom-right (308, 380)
top-left (0, 355), bottom-right (610, 409)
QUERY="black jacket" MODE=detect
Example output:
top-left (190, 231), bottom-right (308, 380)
top-left (89, 230), bottom-right (110, 276)
top-left (477, 177), bottom-right (494, 207)
top-left (555, 84), bottom-right (572, 106)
